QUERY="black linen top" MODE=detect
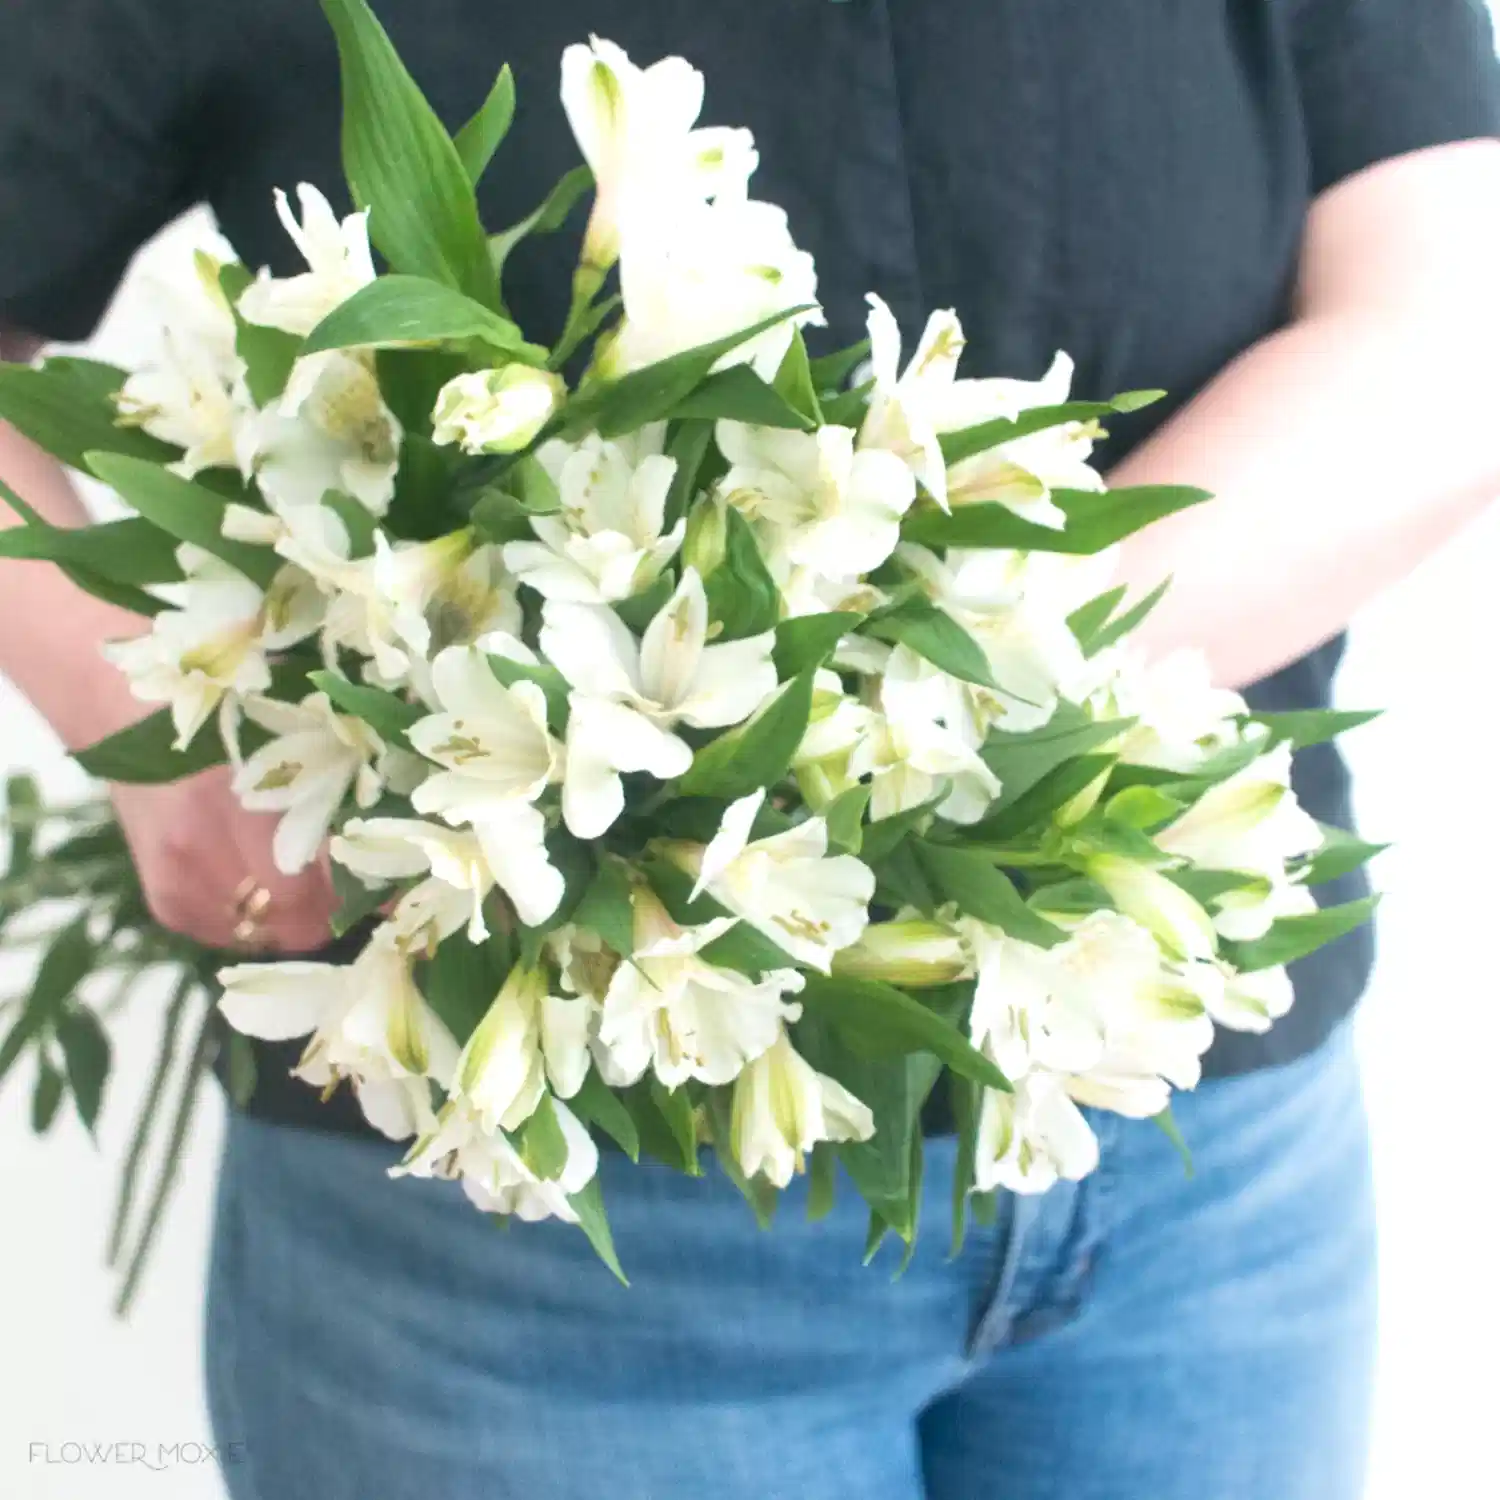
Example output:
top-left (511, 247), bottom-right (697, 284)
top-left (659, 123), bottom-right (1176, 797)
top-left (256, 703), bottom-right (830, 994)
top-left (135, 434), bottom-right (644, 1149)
top-left (2, 0), bottom-right (1497, 1136)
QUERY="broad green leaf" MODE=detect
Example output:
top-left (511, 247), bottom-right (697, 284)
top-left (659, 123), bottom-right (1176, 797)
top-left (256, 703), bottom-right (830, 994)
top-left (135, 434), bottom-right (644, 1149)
top-left (678, 670), bottom-right (815, 799)
top-left (820, 378), bottom-right (873, 429)
top-left (772, 611), bottom-right (863, 680)
top-left (1297, 824), bottom-right (1389, 887)
top-left (218, 262), bottom-right (301, 406)
top-left (864, 596), bottom-right (995, 688)
top-left (1222, 896), bottom-right (1380, 973)
top-left (825, 784), bottom-right (872, 854)
top-left (0, 357), bottom-right (176, 472)
top-left (968, 753), bottom-right (1118, 844)
top-left (571, 1069), bottom-right (640, 1162)
top-left (308, 670), bottom-right (420, 743)
top-left (702, 505), bottom-right (780, 640)
top-left (564, 305), bottom-right (816, 440)
top-left (913, 840), bottom-right (1069, 948)
top-left (1244, 708), bottom-right (1382, 751)
top-left (807, 338), bottom-right (871, 394)
top-left (902, 485), bottom-right (1212, 555)
top-left (1168, 867), bottom-right (1268, 905)
top-left (1103, 784), bottom-right (1185, 830)
top-left (938, 391), bottom-right (1164, 468)
top-left (421, 928), bottom-right (509, 1046)
top-left (454, 64), bottom-right (515, 186)
top-left (84, 454), bottom-right (281, 589)
top-left (487, 653), bottom-right (570, 733)
top-left (74, 709), bottom-right (227, 782)
top-left (518, 828), bottom-right (594, 961)
top-left (490, 166), bottom-right (594, 288)
top-left (772, 331), bottom-right (823, 425)
top-left (860, 795), bottom-right (946, 863)
top-left (329, 861), bottom-right (391, 938)
top-left (566, 1177), bottom-right (629, 1284)
top-left (302, 275), bottom-right (537, 358)
top-left (320, 0), bottom-right (496, 306)
top-left (1028, 876), bottom-right (1113, 917)
top-left (31, 1057), bottom-right (66, 1134)
top-left (0, 511), bottom-right (184, 587)
top-left (623, 1078), bottom-right (701, 1175)
top-left (612, 570), bottom-right (675, 635)
top-left (57, 1005), bottom-right (110, 1132)
top-left (662, 419), bottom-right (715, 531)
top-left (572, 857), bottom-right (636, 959)
top-left (669, 364), bottom-right (815, 430)
top-left (516, 1092), bottom-right (570, 1180)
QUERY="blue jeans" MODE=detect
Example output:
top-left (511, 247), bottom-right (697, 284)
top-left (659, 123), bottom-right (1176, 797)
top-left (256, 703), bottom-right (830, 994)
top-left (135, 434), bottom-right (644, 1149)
top-left (205, 1025), bottom-right (1376, 1500)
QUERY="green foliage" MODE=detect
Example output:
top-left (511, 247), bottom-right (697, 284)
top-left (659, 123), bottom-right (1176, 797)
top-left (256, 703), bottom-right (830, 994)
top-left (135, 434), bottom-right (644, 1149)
top-left (567, 1177), bottom-right (629, 1284)
top-left (0, 357), bottom-right (176, 472)
top-left (302, 275), bottom-right (540, 359)
top-left (490, 167), bottom-right (594, 291)
top-left (701, 505), bottom-right (780, 640)
top-left (670, 364), bottom-right (815, 429)
top-left (1297, 824), bottom-right (1389, 887)
top-left (74, 710), bottom-right (227, 783)
top-left (571, 1070), bottom-right (641, 1162)
top-left (678, 671), bottom-right (815, 799)
top-left (57, 1006), bottom-right (111, 1132)
top-left (1222, 896), bottom-right (1380, 973)
top-left (572, 856), bottom-right (636, 959)
top-left (772, 612), bottom-right (863, 680)
top-left (864, 596), bottom-right (995, 688)
top-left (1245, 709), bottom-right (1382, 750)
top-left (454, 64), bottom-right (516, 185)
top-left (938, 390), bottom-right (1163, 467)
top-left (308, 670), bottom-right (421, 743)
top-left (912, 840), bottom-right (1068, 948)
top-left (968, 753), bottom-right (1118, 843)
top-left (218, 262), bottom-right (302, 406)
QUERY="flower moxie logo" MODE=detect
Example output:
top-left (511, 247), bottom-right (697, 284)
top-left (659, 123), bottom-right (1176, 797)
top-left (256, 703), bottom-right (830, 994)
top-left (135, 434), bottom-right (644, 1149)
top-left (28, 1440), bottom-right (247, 1471)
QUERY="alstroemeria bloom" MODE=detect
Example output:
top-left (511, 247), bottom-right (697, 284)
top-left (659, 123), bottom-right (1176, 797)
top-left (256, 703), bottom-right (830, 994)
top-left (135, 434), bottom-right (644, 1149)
top-left (217, 935), bottom-right (458, 1141)
top-left (431, 366), bottom-right (566, 456)
top-left (560, 36), bottom-right (757, 272)
top-left (597, 889), bottom-right (804, 1088)
top-left (684, 790), bottom-right (874, 971)
top-left (540, 568), bottom-right (777, 838)
top-left (730, 1030), bottom-right (875, 1189)
top-left (791, 670), bottom-right (877, 808)
top-left (237, 183), bottom-right (377, 337)
top-left (502, 427), bottom-right (684, 604)
top-left (716, 421), bottom-right (916, 585)
top-left (834, 915), bottom-right (970, 988)
top-left (1085, 853), bottom-right (1219, 963)
top-left (1196, 961), bottom-right (1296, 1035)
top-left (1102, 649), bottom-right (1248, 772)
top-left (974, 1070), bottom-right (1100, 1196)
top-left (231, 691), bottom-right (384, 875)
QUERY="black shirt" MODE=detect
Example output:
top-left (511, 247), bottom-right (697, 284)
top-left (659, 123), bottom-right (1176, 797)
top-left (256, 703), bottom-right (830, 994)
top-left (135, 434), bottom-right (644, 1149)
top-left (3, 1), bottom-right (1497, 1134)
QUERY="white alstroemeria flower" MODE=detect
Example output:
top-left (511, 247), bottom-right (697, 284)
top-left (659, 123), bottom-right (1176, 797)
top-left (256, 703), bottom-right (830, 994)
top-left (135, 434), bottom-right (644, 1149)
top-left (502, 428), bottom-right (684, 604)
top-left (1085, 854), bottom-right (1219, 963)
top-left (395, 1093), bottom-right (599, 1223)
top-left (974, 1070), bottom-right (1100, 1196)
top-left (431, 366), bottom-right (566, 456)
top-left (231, 692), bottom-right (383, 875)
top-left (115, 252), bottom-right (246, 477)
top-left (604, 196), bottom-right (822, 379)
top-left (237, 183), bottom-right (377, 337)
top-left (859, 294), bottom-right (966, 508)
top-left (1209, 870), bottom-right (1319, 943)
top-left (560, 36), bottom-right (757, 271)
top-left (1102, 649), bottom-right (1248, 773)
top-left (541, 569), bottom-right (777, 838)
top-left (597, 888), bottom-right (805, 1088)
top-left (730, 1030), bottom-right (875, 1189)
top-left (791, 670), bottom-right (878, 807)
top-left (1197, 961), bottom-right (1296, 1035)
top-left (716, 421), bottom-right (916, 584)
top-left (833, 916), bottom-right (970, 988)
top-left (238, 350), bottom-right (402, 518)
top-left (684, 790), bottom-right (874, 971)
top-left (217, 935), bottom-right (458, 1141)
top-left (406, 643), bottom-right (560, 824)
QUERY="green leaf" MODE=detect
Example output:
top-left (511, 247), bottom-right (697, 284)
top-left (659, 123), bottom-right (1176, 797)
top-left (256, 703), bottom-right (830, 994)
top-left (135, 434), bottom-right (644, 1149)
top-left (662, 419), bottom-right (715, 531)
top-left (330, 861), bottom-right (391, 938)
top-left (797, 974), bottom-right (1009, 1090)
top-left (0, 509), bottom-right (184, 587)
top-left (772, 330), bottom-right (823, 425)
top-left (518, 828), bottom-right (594, 962)
top-left (0, 916), bottom-right (90, 1086)
top-left (912, 840), bottom-right (1069, 949)
top-left (454, 64), bottom-right (515, 186)
top-left (622, 1078), bottom-right (702, 1175)
top-left (1084, 577), bottom-right (1172, 658)
top-left (860, 794), bottom-right (947, 864)
top-left (74, 708), bottom-right (226, 782)
top-left (902, 485), bottom-right (1213, 556)
top-left (31, 1057), bottom-right (66, 1134)
top-left (302, 275), bottom-right (536, 358)
top-left (864, 596), bottom-right (995, 688)
top-left (573, 857), bottom-right (636, 959)
top-left (806, 1142), bottom-right (838, 1222)
top-left (308, 670), bottom-right (420, 743)
top-left (820, 379), bottom-right (873, 429)
top-left (938, 391), bottom-right (1164, 468)
top-left (808, 338), bottom-right (871, 394)
top-left (84, 454), bottom-right (281, 589)
top-left (1222, 896), bottom-right (1380, 973)
top-left (225, 1030), bottom-right (259, 1108)
top-left (1066, 585), bottom-right (1127, 651)
top-left (320, 0), bottom-right (496, 306)
top-left (968, 753), bottom-right (1118, 844)
top-left (678, 670), bottom-right (816, 800)
top-left (515, 1092), bottom-right (570, 1180)
top-left (1245, 709), bottom-right (1382, 751)
top-left (772, 612), bottom-right (863, 680)
top-left (421, 928), bottom-right (509, 1046)
top-left (949, 1070), bottom-right (980, 1257)
top-left (570, 1070), bottom-right (640, 1162)
top-left (612, 570), bottom-right (675, 635)
top-left (1297, 824), bottom-right (1389, 887)
top-left (56, 1006), bottom-right (110, 1132)
top-left (564, 305), bottom-right (816, 440)
top-left (218, 262), bottom-right (302, 407)
top-left (824, 784), bottom-right (872, 854)
top-left (486, 653), bottom-right (570, 734)
top-left (490, 166), bottom-right (595, 289)
top-left (0, 357), bottom-right (177, 472)
top-left (669, 364), bottom-right (815, 430)
top-left (1152, 1107), bottom-right (1194, 1178)
top-left (702, 505), bottom-right (781, 640)
top-left (645, 857), bottom-right (797, 975)
top-left (703, 1088), bottom-right (779, 1229)
top-left (3, 773), bottom-right (41, 876)
top-left (1103, 783), bottom-right (1186, 830)
top-left (566, 1177), bottom-right (629, 1284)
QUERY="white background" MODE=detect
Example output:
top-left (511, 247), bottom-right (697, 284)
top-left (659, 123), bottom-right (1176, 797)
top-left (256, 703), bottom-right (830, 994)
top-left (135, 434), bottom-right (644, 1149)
top-left (3, 176), bottom-right (1500, 1500)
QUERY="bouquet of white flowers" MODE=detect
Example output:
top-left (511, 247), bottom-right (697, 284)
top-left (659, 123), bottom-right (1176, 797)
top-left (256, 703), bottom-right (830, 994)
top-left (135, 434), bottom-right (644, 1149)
top-left (0, 0), bottom-right (1380, 1295)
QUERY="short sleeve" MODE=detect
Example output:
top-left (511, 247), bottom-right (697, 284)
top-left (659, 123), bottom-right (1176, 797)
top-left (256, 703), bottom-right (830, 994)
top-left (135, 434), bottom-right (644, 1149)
top-left (0, 0), bottom-right (200, 341)
top-left (1294, 0), bottom-right (1500, 195)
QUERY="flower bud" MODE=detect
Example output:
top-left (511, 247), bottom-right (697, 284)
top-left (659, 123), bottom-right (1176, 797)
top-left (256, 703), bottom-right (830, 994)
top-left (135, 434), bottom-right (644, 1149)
top-left (1085, 854), bottom-right (1217, 962)
top-left (833, 918), bottom-right (969, 987)
top-left (431, 365), bottom-right (565, 456)
top-left (682, 494), bottom-right (729, 578)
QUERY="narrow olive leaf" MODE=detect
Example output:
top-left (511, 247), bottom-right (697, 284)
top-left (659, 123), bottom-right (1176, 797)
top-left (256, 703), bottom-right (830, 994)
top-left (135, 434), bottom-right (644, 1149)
top-left (218, 262), bottom-right (302, 407)
top-left (678, 670), bottom-right (816, 799)
top-left (84, 454), bottom-right (281, 589)
top-left (74, 709), bottom-right (225, 783)
top-left (573, 857), bottom-right (636, 959)
top-left (0, 918), bottom-right (96, 1089)
top-left (864, 596), bottom-right (995, 688)
top-left (902, 485), bottom-right (1212, 555)
top-left (912, 840), bottom-right (1069, 949)
top-left (571, 1070), bottom-right (640, 1162)
top-left (421, 929), bottom-right (509, 1046)
top-left (807, 338), bottom-right (871, 394)
top-left (490, 166), bottom-right (594, 287)
top-left (938, 391), bottom-right (1165, 468)
top-left (516, 1092), bottom-right (571, 1180)
top-left (825, 784), bottom-right (872, 854)
top-left (454, 63), bottom-right (515, 185)
top-left (320, 0), bottom-right (496, 307)
top-left (1222, 895), bottom-right (1381, 973)
top-left (302, 275), bottom-right (536, 358)
top-left (662, 419), bottom-right (715, 530)
top-left (669, 364), bottom-right (816, 429)
top-left (969, 753), bottom-right (1118, 844)
top-left (1066, 585), bottom-right (1127, 651)
top-left (0, 510), bottom-right (184, 588)
top-left (1084, 576), bottom-right (1172, 658)
top-left (772, 611), bottom-right (863, 680)
top-left (949, 1070), bottom-right (980, 1257)
top-left (30, 1057), bottom-right (66, 1134)
top-left (652, 1078), bottom-right (701, 1173)
top-left (797, 974), bottom-right (1010, 1091)
top-left (308, 670), bottom-right (420, 743)
top-left (564, 305), bottom-right (816, 439)
top-left (0, 357), bottom-right (176, 472)
top-left (702, 505), bottom-right (781, 640)
top-left (1153, 1107), bottom-right (1194, 1178)
top-left (57, 1006), bottom-right (111, 1133)
top-left (1296, 824), bottom-right (1389, 887)
top-left (1244, 708), bottom-right (1382, 751)
top-left (771, 330), bottom-right (823, 425)
top-left (567, 1178), bottom-right (629, 1284)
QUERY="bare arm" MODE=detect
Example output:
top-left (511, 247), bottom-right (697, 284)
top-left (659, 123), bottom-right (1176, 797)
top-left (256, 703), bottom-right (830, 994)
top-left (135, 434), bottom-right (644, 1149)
top-left (1111, 141), bottom-right (1500, 688)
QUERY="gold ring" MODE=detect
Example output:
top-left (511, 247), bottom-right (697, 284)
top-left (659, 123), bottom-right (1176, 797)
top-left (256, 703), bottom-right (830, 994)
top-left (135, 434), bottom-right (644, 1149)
top-left (230, 877), bottom-right (273, 948)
